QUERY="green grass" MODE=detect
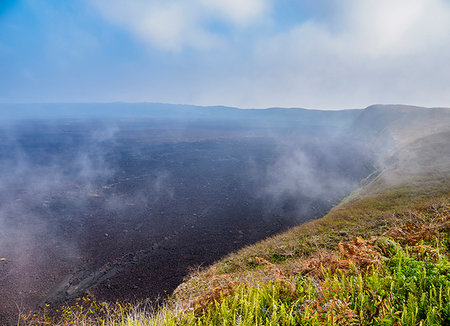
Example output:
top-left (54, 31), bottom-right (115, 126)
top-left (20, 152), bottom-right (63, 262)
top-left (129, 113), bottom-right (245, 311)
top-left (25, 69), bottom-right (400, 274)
top-left (172, 242), bottom-right (449, 325)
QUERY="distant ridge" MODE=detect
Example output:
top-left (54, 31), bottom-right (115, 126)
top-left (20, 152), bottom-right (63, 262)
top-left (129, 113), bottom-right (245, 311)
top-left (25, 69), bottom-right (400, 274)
top-left (0, 102), bottom-right (360, 130)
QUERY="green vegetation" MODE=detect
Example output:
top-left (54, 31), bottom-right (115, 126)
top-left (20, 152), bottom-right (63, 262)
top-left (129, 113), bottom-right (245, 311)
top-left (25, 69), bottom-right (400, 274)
top-left (171, 234), bottom-right (450, 325)
top-left (166, 200), bottom-right (449, 326)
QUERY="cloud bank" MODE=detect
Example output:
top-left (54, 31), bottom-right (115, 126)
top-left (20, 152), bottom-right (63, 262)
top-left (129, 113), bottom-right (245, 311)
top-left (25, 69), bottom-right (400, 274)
top-left (1, 0), bottom-right (450, 108)
top-left (91, 0), bottom-right (450, 108)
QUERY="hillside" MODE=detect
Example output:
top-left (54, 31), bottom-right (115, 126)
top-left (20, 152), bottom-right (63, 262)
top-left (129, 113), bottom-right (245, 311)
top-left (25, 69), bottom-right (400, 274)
top-left (17, 105), bottom-right (450, 325)
top-left (351, 105), bottom-right (450, 144)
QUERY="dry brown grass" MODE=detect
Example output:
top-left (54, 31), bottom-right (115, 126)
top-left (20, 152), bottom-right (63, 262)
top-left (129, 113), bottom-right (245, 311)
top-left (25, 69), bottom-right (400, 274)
top-left (188, 275), bottom-right (237, 313)
top-left (382, 204), bottom-right (449, 245)
top-left (295, 236), bottom-right (383, 279)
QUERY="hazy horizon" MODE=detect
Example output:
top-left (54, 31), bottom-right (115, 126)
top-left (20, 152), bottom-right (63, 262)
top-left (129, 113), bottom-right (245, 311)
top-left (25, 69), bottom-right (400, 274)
top-left (0, 101), bottom-right (444, 112)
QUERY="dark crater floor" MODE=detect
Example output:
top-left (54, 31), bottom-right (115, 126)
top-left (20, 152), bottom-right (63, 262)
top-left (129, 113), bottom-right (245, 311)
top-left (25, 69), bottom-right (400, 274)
top-left (0, 119), bottom-right (372, 324)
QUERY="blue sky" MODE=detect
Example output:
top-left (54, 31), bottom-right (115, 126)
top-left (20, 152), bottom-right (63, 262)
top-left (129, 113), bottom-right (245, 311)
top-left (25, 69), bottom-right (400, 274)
top-left (1, 0), bottom-right (450, 109)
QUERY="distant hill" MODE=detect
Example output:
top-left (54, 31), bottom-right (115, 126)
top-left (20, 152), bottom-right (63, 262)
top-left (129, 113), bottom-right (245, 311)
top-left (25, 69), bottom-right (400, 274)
top-left (0, 102), bottom-right (360, 130)
top-left (347, 105), bottom-right (450, 199)
top-left (351, 104), bottom-right (450, 151)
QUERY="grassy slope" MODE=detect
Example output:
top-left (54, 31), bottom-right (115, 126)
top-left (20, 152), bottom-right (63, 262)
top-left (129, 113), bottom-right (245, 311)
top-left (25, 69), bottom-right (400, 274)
top-left (170, 127), bottom-right (450, 305)
top-left (170, 178), bottom-right (449, 304)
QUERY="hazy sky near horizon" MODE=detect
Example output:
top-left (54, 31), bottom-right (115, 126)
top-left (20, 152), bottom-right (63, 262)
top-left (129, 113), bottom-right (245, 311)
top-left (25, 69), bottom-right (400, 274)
top-left (1, 0), bottom-right (450, 109)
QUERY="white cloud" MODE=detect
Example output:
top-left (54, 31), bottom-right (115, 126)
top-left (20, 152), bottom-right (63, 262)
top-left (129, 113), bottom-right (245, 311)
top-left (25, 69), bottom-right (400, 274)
top-left (343, 0), bottom-right (450, 57)
top-left (198, 0), bottom-right (269, 25)
top-left (90, 0), bottom-right (269, 51)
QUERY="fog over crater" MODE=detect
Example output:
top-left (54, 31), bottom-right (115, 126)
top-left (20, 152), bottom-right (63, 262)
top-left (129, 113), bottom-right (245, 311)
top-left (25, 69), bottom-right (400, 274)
top-left (0, 102), bottom-right (401, 322)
